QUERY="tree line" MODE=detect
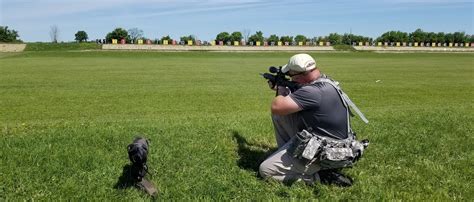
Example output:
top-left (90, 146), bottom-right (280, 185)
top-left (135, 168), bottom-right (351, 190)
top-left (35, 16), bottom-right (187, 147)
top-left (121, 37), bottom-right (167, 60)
top-left (103, 28), bottom-right (474, 45)
top-left (375, 29), bottom-right (471, 44)
top-left (102, 28), bottom-right (377, 45)
top-left (1, 26), bottom-right (474, 45)
top-left (0, 26), bottom-right (21, 43)
top-left (101, 28), bottom-right (474, 45)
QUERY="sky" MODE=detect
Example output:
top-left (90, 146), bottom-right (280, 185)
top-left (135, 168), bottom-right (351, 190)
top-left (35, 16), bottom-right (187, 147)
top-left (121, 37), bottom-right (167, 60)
top-left (1, 0), bottom-right (473, 42)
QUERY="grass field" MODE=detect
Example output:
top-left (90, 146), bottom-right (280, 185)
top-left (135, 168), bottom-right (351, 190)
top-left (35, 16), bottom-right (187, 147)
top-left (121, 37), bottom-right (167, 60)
top-left (0, 51), bottom-right (472, 200)
top-left (24, 42), bottom-right (102, 51)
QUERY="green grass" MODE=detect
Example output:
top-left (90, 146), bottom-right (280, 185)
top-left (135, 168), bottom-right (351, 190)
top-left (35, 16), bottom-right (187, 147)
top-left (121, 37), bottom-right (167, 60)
top-left (0, 51), bottom-right (473, 200)
top-left (24, 42), bottom-right (101, 51)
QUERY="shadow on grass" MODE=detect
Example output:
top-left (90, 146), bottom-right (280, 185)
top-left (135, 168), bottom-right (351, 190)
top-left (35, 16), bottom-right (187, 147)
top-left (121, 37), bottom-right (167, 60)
top-left (114, 164), bottom-right (159, 199)
top-left (114, 164), bottom-right (136, 189)
top-left (232, 130), bottom-right (277, 173)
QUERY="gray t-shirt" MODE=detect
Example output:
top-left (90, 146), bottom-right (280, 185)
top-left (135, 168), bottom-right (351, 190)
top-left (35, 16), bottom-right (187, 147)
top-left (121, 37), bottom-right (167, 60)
top-left (289, 82), bottom-right (348, 139)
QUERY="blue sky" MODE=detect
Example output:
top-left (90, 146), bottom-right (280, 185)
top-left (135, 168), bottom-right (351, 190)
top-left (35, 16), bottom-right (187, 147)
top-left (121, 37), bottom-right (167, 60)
top-left (1, 0), bottom-right (473, 42)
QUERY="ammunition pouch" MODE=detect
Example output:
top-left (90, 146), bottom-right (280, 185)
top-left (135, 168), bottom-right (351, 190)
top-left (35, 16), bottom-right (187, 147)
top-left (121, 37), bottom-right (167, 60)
top-left (288, 130), bottom-right (368, 170)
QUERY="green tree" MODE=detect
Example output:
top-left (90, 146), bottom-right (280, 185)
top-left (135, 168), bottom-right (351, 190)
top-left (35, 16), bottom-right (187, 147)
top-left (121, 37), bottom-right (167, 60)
top-left (248, 31), bottom-right (264, 45)
top-left (0, 26), bottom-right (21, 42)
top-left (341, 34), bottom-right (353, 45)
top-left (294, 35), bottom-right (307, 43)
top-left (409, 29), bottom-right (426, 43)
top-left (444, 33), bottom-right (454, 43)
top-left (453, 32), bottom-right (467, 43)
top-left (216, 32), bottom-right (230, 43)
top-left (377, 31), bottom-right (408, 43)
top-left (328, 33), bottom-right (342, 45)
top-left (334, 33), bottom-right (371, 45)
top-left (469, 35), bottom-right (474, 43)
top-left (267, 34), bottom-right (279, 44)
top-left (425, 32), bottom-right (436, 43)
top-left (230, 31), bottom-right (243, 42)
top-left (74, 31), bottom-right (88, 42)
top-left (106, 28), bottom-right (129, 43)
top-left (180, 35), bottom-right (196, 43)
top-left (318, 36), bottom-right (328, 43)
top-left (160, 35), bottom-right (173, 44)
top-left (398, 31), bottom-right (409, 42)
top-left (161, 35), bottom-right (172, 41)
top-left (436, 32), bottom-right (446, 43)
top-left (367, 37), bottom-right (374, 44)
top-left (279, 36), bottom-right (293, 43)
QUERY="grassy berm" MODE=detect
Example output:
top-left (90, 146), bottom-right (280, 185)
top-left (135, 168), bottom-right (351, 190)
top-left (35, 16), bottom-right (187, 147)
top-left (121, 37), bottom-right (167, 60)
top-left (0, 51), bottom-right (472, 200)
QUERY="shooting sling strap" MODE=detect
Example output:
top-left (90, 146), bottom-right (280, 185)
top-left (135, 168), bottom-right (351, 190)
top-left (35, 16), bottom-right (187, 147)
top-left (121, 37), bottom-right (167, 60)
top-left (312, 76), bottom-right (369, 125)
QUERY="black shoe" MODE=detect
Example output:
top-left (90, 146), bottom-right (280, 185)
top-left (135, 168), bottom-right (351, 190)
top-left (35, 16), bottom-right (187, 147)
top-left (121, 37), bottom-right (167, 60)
top-left (303, 173), bottom-right (321, 187)
top-left (318, 169), bottom-right (353, 187)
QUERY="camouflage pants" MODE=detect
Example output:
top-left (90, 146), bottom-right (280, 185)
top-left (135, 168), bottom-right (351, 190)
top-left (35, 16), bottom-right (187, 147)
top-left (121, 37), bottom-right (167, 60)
top-left (259, 114), bottom-right (321, 184)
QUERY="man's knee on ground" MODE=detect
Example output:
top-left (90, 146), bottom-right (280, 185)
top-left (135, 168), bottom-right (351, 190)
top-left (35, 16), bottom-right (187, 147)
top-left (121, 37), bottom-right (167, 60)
top-left (259, 160), bottom-right (273, 179)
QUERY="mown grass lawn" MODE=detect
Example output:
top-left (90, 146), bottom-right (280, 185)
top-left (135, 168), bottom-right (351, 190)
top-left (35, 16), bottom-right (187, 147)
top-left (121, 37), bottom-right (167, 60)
top-left (0, 51), bottom-right (472, 200)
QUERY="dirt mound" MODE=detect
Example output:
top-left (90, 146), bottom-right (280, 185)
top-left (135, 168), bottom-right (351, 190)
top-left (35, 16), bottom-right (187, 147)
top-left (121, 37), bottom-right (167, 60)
top-left (0, 44), bottom-right (26, 52)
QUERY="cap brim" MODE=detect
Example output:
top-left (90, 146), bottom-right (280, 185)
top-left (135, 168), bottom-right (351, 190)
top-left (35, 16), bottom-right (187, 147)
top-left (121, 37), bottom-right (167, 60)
top-left (281, 64), bottom-right (289, 73)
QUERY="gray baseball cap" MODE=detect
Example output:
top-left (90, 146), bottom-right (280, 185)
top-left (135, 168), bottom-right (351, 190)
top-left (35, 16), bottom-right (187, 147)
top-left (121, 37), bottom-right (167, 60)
top-left (281, 53), bottom-right (317, 73)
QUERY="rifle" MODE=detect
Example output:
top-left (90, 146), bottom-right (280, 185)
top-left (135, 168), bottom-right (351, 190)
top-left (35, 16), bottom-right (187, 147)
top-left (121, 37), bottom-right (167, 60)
top-left (260, 66), bottom-right (300, 95)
